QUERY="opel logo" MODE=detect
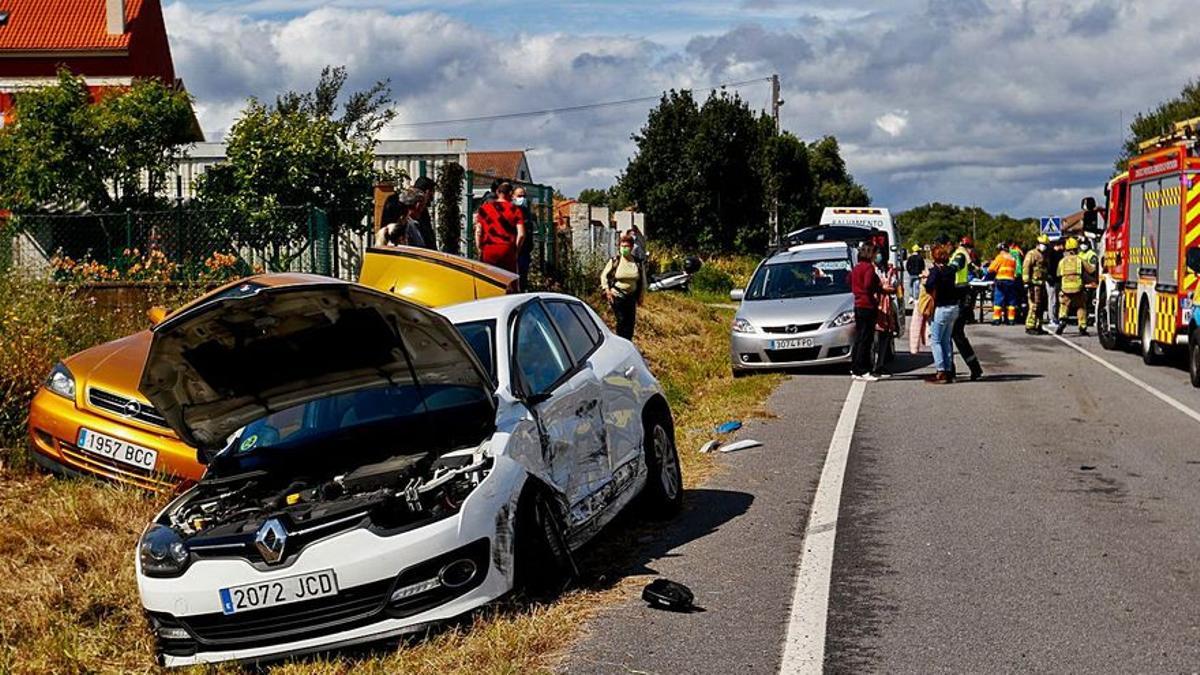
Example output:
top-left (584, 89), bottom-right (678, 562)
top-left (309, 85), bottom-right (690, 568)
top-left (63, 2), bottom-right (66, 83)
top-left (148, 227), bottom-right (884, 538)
top-left (121, 400), bottom-right (142, 418)
top-left (255, 519), bottom-right (288, 564)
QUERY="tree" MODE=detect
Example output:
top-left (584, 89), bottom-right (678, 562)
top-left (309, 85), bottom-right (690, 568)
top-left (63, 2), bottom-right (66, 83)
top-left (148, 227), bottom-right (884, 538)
top-left (577, 188), bottom-right (611, 207)
top-left (760, 130), bottom-right (814, 236)
top-left (0, 69), bottom-right (193, 212)
top-left (808, 136), bottom-right (870, 217)
top-left (437, 162), bottom-right (465, 255)
top-left (194, 68), bottom-right (394, 268)
top-left (895, 202), bottom-right (1037, 253)
top-left (1118, 79), bottom-right (1200, 170)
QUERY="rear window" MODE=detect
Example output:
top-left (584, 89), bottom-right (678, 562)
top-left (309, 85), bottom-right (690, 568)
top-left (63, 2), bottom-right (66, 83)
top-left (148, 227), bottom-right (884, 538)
top-left (454, 320), bottom-right (496, 381)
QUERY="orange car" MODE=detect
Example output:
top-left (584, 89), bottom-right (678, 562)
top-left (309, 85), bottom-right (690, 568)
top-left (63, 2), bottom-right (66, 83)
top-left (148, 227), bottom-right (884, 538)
top-left (28, 248), bottom-right (517, 492)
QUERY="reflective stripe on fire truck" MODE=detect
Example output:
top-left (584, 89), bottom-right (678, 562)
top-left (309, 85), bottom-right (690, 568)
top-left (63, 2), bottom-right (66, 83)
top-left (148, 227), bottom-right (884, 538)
top-left (1124, 290), bottom-right (1139, 336)
top-left (1155, 293), bottom-right (1180, 344)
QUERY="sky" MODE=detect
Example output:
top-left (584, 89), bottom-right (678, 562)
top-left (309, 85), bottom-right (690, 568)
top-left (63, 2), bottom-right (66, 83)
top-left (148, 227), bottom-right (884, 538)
top-left (162, 0), bottom-right (1200, 218)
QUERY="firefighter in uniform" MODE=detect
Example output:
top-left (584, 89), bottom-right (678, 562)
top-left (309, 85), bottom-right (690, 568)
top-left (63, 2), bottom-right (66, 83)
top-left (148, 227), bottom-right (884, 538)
top-left (1079, 238), bottom-right (1099, 317)
top-left (988, 243), bottom-right (1019, 324)
top-left (1023, 235), bottom-right (1050, 334)
top-left (949, 237), bottom-right (984, 380)
top-left (1056, 237), bottom-right (1097, 336)
top-left (1010, 240), bottom-right (1026, 322)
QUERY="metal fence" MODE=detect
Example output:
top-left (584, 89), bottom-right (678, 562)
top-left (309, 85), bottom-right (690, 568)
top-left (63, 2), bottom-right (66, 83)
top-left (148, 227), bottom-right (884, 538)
top-left (4, 206), bottom-right (339, 280)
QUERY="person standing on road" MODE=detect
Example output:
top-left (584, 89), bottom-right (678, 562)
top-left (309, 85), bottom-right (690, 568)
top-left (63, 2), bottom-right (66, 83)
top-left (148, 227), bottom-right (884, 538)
top-left (850, 243), bottom-right (883, 382)
top-left (925, 244), bottom-right (960, 384)
top-left (905, 244), bottom-right (925, 307)
top-left (988, 243), bottom-right (1019, 325)
top-left (513, 186), bottom-right (537, 291)
top-left (1010, 240), bottom-right (1026, 322)
top-left (600, 230), bottom-right (646, 340)
top-left (873, 251), bottom-right (899, 377)
top-left (1044, 238), bottom-right (1064, 331)
top-left (949, 238), bottom-right (985, 380)
top-left (475, 182), bottom-right (526, 273)
top-left (1023, 235), bottom-right (1050, 335)
top-left (1079, 238), bottom-right (1099, 315)
top-left (1056, 238), bottom-right (1097, 336)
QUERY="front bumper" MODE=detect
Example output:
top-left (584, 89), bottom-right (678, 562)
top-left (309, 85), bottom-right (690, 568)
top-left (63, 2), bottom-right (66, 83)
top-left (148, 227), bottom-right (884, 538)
top-left (139, 459), bottom-right (525, 667)
top-left (730, 323), bottom-right (855, 370)
top-left (27, 387), bottom-right (199, 491)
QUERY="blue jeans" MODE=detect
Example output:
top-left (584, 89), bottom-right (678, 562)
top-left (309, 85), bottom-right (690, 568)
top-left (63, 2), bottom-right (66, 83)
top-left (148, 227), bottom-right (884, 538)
top-left (930, 304), bottom-right (960, 373)
top-left (909, 277), bottom-right (922, 304)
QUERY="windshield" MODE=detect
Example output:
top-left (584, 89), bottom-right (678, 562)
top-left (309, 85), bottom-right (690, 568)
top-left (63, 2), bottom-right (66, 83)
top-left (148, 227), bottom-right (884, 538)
top-left (211, 382), bottom-right (494, 476)
top-left (745, 258), bottom-right (852, 300)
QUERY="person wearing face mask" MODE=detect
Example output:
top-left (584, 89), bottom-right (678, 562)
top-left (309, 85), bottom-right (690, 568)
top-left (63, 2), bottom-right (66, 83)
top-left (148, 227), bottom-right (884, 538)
top-left (475, 182), bottom-right (526, 273)
top-left (872, 250), bottom-right (900, 377)
top-left (513, 186), bottom-right (537, 291)
top-left (1079, 238), bottom-right (1099, 315)
top-left (1023, 234), bottom-right (1050, 334)
top-left (600, 230), bottom-right (646, 339)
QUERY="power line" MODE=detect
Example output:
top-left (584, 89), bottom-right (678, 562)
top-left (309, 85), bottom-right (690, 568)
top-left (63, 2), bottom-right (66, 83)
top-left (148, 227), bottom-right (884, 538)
top-left (391, 76), bottom-right (773, 128)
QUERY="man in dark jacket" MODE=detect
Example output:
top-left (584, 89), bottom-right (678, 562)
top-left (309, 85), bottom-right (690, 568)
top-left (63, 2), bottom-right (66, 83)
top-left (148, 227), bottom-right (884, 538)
top-left (904, 244), bottom-right (925, 306)
top-left (412, 176), bottom-right (438, 250)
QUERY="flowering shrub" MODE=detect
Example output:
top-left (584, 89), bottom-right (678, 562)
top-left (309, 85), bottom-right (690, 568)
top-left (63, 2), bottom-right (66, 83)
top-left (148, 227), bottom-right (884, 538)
top-left (200, 251), bottom-right (241, 283)
top-left (48, 255), bottom-right (120, 282)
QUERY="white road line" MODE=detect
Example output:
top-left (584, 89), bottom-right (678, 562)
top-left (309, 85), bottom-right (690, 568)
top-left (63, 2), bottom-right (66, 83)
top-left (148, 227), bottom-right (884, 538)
top-left (779, 379), bottom-right (867, 674)
top-left (1051, 334), bottom-right (1200, 425)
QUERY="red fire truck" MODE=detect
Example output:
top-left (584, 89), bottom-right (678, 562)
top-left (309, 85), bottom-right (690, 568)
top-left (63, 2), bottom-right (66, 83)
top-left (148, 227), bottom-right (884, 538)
top-left (1096, 118), bottom-right (1200, 369)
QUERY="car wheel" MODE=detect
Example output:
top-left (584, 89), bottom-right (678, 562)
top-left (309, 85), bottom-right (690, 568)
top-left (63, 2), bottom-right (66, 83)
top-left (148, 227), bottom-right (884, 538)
top-left (641, 416), bottom-right (683, 518)
top-left (513, 485), bottom-right (576, 600)
top-left (1190, 330), bottom-right (1200, 388)
top-left (1139, 303), bottom-right (1160, 366)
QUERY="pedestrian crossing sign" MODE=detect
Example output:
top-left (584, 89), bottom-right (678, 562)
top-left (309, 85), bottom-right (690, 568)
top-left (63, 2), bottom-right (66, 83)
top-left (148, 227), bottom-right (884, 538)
top-left (1040, 217), bottom-right (1062, 236)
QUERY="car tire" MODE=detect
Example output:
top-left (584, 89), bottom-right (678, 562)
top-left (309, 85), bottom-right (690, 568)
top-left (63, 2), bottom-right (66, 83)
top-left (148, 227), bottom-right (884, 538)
top-left (1190, 329), bottom-right (1200, 388)
top-left (1097, 288), bottom-right (1121, 351)
top-left (1139, 303), bottom-right (1160, 366)
top-left (641, 415), bottom-right (683, 518)
top-left (513, 485), bottom-right (576, 600)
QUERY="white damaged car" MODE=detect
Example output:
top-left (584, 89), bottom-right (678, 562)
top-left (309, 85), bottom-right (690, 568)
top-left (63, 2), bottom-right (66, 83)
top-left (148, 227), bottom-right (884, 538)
top-left (134, 276), bottom-right (681, 666)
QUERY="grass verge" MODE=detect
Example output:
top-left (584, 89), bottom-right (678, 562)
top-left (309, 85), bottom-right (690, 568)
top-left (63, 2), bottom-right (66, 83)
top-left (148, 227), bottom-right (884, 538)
top-left (0, 286), bottom-right (780, 674)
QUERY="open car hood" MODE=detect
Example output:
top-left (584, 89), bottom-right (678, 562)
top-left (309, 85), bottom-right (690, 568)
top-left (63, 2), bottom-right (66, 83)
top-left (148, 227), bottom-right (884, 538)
top-left (138, 277), bottom-right (494, 451)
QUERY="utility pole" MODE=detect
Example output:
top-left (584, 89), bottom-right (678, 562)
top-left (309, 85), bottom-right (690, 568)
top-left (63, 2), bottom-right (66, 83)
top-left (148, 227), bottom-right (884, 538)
top-left (769, 73), bottom-right (783, 247)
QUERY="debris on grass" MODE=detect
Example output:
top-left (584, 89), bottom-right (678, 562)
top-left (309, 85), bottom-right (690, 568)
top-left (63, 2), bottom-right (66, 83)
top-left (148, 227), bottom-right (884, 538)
top-left (715, 420), bottom-right (742, 434)
top-left (718, 439), bottom-right (762, 454)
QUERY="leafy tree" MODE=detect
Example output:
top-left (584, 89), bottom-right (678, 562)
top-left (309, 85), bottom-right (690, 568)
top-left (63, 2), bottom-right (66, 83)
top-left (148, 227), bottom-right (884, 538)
top-left (0, 69), bottom-right (193, 212)
top-left (808, 136), bottom-right (870, 216)
top-left (690, 92), bottom-right (768, 251)
top-left (437, 161), bottom-right (465, 255)
top-left (195, 68), bottom-right (394, 268)
top-left (896, 202), bottom-right (1037, 254)
top-left (577, 188), bottom-right (611, 207)
top-left (1118, 79), bottom-right (1200, 170)
top-left (758, 129), bottom-right (813, 242)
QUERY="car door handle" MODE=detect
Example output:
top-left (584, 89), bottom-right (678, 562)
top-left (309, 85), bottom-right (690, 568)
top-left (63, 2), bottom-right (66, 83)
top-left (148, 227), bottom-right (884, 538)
top-left (623, 366), bottom-right (637, 379)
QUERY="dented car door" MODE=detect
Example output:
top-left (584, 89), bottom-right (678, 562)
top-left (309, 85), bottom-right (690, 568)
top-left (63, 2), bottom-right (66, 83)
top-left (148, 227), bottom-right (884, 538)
top-left (511, 301), bottom-right (610, 516)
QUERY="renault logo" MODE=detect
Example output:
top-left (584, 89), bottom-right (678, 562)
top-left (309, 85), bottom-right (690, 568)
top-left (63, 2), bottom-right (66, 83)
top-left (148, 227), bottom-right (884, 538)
top-left (121, 399), bottom-right (142, 418)
top-left (255, 519), bottom-right (288, 564)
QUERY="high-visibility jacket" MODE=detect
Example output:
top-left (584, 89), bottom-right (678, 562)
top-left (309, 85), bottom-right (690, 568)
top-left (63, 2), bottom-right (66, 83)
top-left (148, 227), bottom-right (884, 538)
top-left (1010, 247), bottom-right (1024, 278)
top-left (1079, 249), bottom-right (1099, 287)
top-left (989, 251), bottom-right (1017, 281)
top-left (1023, 247), bottom-right (1047, 283)
top-left (1058, 252), bottom-right (1095, 294)
top-left (951, 246), bottom-right (972, 286)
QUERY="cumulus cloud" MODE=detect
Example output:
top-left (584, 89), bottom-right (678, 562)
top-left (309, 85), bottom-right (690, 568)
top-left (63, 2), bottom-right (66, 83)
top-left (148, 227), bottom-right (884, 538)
top-left (164, 0), bottom-right (1200, 216)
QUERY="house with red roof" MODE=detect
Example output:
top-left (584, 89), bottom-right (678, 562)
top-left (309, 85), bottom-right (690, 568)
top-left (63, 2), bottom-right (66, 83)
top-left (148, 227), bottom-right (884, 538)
top-left (468, 150), bottom-right (533, 189)
top-left (0, 0), bottom-right (198, 137)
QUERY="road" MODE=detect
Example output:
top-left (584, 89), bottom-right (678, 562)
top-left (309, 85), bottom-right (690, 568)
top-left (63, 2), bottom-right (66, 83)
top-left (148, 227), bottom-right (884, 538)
top-left (562, 323), bottom-right (1200, 673)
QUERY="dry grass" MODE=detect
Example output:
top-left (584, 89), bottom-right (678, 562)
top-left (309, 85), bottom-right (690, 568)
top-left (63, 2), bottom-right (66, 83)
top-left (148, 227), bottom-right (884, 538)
top-left (0, 286), bottom-right (781, 674)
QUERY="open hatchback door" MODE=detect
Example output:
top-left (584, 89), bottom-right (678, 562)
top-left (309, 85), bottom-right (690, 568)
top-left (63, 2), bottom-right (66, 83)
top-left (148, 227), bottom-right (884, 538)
top-left (138, 276), bottom-right (495, 453)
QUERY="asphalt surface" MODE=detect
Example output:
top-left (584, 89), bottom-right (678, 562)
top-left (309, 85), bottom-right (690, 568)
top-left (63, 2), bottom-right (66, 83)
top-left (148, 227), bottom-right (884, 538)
top-left (562, 321), bottom-right (1200, 673)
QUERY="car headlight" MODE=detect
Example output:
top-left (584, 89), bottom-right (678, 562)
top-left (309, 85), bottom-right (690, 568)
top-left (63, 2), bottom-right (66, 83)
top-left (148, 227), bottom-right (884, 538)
top-left (732, 317), bottom-right (757, 334)
top-left (830, 311), bottom-right (855, 328)
top-left (45, 362), bottom-right (76, 400)
top-left (139, 525), bottom-right (190, 577)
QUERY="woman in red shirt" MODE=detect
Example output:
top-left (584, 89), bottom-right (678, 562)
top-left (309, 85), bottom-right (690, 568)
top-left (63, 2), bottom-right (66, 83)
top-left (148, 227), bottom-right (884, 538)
top-left (475, 182), bottom-right (526, 273)
top-left (849, 244), bottom-right (883, 381)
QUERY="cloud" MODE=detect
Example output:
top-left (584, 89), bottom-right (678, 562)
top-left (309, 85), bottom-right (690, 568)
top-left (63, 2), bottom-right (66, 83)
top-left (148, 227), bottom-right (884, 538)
top-left (163, 0), bottom-right (1200, 217)
top-left (874, 111), bottom-right (909, 137)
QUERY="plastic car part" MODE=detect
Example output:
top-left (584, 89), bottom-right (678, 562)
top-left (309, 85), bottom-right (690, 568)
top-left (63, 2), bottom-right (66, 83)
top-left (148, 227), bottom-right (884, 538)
top-left (715, 420), bottom-right (742, 434)
top-left (642, 578), bottom-right (695, 611)
top-left (719, 439), bottom-right (762, 453)
top-left (698, 440), bottom-right (721, 454)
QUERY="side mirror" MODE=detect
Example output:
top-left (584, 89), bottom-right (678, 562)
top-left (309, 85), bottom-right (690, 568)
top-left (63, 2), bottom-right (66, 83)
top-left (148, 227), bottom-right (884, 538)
top-left (146, 306), bottom-right (168, 326)
top-left (730, 289), bottom-right (745, 302)
top-left (1187, 249), bottom-right (1200, 275)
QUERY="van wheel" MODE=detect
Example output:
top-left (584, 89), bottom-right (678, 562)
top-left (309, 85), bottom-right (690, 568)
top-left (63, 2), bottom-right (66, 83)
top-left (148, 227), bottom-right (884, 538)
top-left (513, 486), bottom-right (576, 600)
top-left (1190, 330), bottom-right (1200, 388)
top-left (641, 416), bottom-right (682, 518)
top-left (1139, 303), bottom-right (1160, 366)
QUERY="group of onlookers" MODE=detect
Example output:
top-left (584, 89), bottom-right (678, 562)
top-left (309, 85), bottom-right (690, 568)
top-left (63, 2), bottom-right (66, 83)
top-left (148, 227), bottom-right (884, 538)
top-left (375, 177), bottom-right (437, 250)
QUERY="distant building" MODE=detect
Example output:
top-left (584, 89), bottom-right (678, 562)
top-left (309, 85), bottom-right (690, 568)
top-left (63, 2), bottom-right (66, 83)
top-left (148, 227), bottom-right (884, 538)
top-left (0, 0), bottom-right (199, 138)
top-left (467, 150), bottom-right (532, 190)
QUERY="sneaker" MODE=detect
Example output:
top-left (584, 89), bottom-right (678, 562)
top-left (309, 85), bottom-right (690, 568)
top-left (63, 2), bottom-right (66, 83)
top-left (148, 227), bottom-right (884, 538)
top-left (871, 371), bottom-right (893, 379)
top-left (858, 373), bottom-right (880, 382)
